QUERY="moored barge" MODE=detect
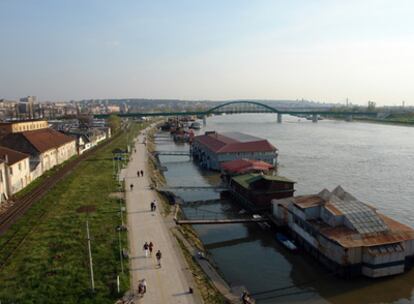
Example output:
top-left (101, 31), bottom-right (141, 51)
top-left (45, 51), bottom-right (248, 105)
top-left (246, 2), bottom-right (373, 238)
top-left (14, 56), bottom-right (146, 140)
top-left (272, 186), bottom-right (414, 278)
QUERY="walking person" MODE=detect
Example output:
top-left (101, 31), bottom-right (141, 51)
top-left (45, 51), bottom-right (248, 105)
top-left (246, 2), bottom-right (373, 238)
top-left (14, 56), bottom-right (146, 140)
top-left (150, 201), bottom-right (155, 212)
top-left (137, 170), bottom-right (140, 177)
top-left (140, 170), bottom-right (144, 177)
top-left (143, 242), bottom-right (149, 257)
top-left (130, 184), bottom-right (134, 191)
top-left (141, 278), bottom-right (147, 294)
top-left (149, 242), bottom-right (154, 256)
top-left (156, 250), bottom-right (162, 268)
top-left (138, 279), bottom-right (147, 297)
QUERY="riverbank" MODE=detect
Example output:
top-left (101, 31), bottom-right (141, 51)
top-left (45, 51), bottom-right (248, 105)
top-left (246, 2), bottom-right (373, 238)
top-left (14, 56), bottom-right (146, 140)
top-left (0, 122), bottom-right (145, 303)
top-left (150, 130), bottom-right (248, 303)
top-left (351, 117), bottom-right (414, 126)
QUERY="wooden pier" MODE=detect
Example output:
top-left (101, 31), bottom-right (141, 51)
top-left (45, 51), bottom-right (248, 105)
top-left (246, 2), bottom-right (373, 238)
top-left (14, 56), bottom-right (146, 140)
top-left (158, 186), bottom-right (227, 191)
top-left (176, 217), bottom-right (268, 225)
top-left (154, 151), bottom-right (190, 156)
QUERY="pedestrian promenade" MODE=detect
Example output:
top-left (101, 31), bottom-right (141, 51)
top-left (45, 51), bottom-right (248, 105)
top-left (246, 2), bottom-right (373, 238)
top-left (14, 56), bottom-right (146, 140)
top-left (122, 127), bottom-right (200, 303)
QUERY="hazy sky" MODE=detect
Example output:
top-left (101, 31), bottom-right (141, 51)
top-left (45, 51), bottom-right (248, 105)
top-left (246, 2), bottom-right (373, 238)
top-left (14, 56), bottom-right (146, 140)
top-left (1, 0), bottom-right (414, 105)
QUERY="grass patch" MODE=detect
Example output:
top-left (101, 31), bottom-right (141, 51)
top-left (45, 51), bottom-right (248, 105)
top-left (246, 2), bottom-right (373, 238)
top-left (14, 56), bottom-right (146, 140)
top-left (0, 121), bottom-right (147, 304)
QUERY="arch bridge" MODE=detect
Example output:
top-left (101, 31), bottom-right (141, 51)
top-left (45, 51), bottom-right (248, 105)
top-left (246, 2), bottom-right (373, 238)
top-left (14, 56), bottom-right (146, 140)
top-left (94, 100), bottom-right (378, 123)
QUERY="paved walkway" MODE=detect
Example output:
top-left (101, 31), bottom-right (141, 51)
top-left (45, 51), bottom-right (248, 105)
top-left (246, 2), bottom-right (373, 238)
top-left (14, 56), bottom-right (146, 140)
top-left (122, 127), bottom-right (200, 304)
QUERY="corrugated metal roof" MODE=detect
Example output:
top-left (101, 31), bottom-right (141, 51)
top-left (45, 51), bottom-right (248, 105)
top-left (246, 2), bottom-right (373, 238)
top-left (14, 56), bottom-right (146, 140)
top-left (320, 214), bottom-right (414, 248)
top-left (294, 195), bottom-right (324, 208)
top-left (292, 187), bottom-right (414, 248)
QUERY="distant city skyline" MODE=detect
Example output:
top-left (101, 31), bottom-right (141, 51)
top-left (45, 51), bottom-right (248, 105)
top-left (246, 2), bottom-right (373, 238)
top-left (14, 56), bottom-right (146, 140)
top-left (1, 0), bottom-right (414, 105)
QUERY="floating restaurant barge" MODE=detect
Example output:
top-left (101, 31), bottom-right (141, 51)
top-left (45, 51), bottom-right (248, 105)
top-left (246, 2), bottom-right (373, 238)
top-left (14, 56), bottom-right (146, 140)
top-left (229, 173), bottom-right (295, 212)
top-left (273, 186), bottom-right (414, 278)
top-left (191, 131), bottom-right (277, 170)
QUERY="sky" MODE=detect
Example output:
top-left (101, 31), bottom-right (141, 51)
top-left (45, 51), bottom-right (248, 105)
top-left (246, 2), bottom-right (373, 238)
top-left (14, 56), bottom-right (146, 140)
top-left (1, 0), bottom-right (414, 105)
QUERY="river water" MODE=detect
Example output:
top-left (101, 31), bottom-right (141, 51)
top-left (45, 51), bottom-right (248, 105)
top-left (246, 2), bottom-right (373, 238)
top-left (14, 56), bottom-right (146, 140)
top-left (156, 114), bottom-right (414, 304)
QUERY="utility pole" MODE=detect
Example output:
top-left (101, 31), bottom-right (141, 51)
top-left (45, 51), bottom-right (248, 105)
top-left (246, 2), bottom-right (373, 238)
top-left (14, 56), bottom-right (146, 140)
top-left (112, 156), bottom-right (115, 177)
top-left (118, 189), bottom-right (124, 273)
top-left (118, 228), bottom-right (124, 274)
top-left (86, 220), bottom-right (95, 292)
top-left (119, 197), bottom-right (124, 226)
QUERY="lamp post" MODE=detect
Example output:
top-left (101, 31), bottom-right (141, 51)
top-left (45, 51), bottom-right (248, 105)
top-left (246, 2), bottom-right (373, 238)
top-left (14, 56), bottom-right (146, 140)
top-left (76, 205), bottom-right (96, 293)
top-left (86, 220), bottom-right (95, 292)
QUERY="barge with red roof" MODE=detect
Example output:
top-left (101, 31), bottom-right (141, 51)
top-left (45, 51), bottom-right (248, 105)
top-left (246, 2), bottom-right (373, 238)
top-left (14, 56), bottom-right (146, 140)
top-left (190, 131), bottom-right (277, 171)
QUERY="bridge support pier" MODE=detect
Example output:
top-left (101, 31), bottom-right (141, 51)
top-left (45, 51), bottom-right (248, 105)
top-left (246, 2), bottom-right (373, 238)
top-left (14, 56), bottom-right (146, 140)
top-left (312, 114), bottom-right (318, 123)
top-left (202, 116), bottom-right (206, 126)
top-left (277, 113), bottom-right (282, 123)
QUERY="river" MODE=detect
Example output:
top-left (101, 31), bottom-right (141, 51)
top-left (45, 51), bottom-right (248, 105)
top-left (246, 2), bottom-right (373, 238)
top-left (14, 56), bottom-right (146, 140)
top-left (155, 114), bottom-right (414, 304)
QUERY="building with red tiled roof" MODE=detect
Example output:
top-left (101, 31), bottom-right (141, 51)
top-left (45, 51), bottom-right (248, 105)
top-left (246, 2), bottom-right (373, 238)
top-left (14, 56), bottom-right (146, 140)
top-left (191, 131), bottom-right (277, 170)
top-left (0, 128), bottom-right (76, 179)
top-left (0, 146), bottom-right (30, 196)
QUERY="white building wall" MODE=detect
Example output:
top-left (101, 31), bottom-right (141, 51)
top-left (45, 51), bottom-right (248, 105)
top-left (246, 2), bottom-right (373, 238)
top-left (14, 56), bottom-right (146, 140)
top-left (41, 149), bottom-right (56, 172)
top-left (57, 141), bottom-right (76, 164)
top-left (362, 265), bottom-right (404, 278)
top-left (95, 133), bottom-right (106, 144)
top-left (348, 247), bottom-right (362, 264)
top-left (289, 205), bottom-right (307, 221)
top-left (404, 240), bottom-right (414, 255)
top-left (318, 236), bottom-right (351, 265)
top-left (0, 162), bottom-right (7, 203)
top-left (303, 206), bottom-right (321, 219)
top-left (8, 158), bottom-right (31, 194)
top-left (217, 151), bottom-right (277, 166)
top-left (30, 162), bottom-right (43, 181)
top-left (289, 222), bottom-right (319, 248)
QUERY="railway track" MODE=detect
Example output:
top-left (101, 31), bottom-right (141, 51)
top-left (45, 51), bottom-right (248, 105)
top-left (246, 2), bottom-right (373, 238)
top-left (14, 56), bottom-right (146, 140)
top-left (0, 128), bottom-right (126, 269)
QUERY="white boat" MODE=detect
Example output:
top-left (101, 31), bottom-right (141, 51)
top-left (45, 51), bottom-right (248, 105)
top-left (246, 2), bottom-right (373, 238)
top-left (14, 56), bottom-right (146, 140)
top-left (190, 122), bottom-right (201, 130)
top-left (276, 233), bottom-right (298, 251)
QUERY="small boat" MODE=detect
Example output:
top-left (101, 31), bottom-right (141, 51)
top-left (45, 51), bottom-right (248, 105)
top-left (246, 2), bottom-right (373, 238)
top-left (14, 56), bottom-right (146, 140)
top-left (276, 233), bottom-right (298, 251)
top-left (190, 122), bottom-right (201, 130)
top-left (253, 214), bottom-right (271, 230)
